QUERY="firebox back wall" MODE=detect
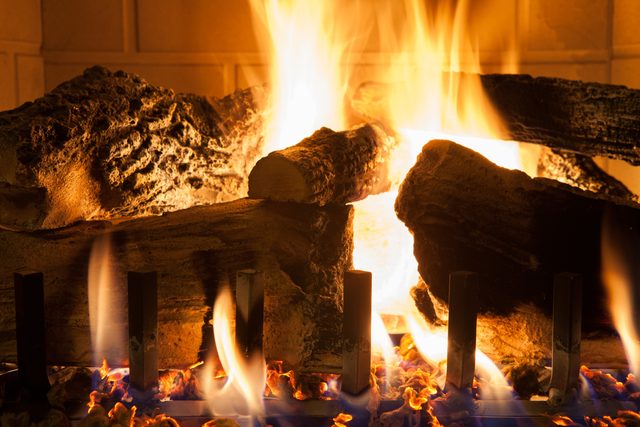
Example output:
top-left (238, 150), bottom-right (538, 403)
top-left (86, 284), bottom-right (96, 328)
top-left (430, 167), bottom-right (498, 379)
top-left (1, 0), bottom-right (640, 189)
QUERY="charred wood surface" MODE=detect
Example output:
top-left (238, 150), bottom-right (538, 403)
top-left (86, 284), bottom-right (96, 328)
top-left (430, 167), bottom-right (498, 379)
top-left (0, 199), bottom-right (353, 371)
top-left (351, 74), bottom-right (640, 164)
top-left (396, 139), bottom-right (640, 330)
top-left (412, 281), bottom-right (627, 368)
top-left (537, 148), bottom-right (637, 202)
top-left (0, 66), bottom-right (267, 228)
top-left (248, 124), bottom-right (393, 205)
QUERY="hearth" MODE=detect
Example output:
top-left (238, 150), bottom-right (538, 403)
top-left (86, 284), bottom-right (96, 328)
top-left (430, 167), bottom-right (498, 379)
top-left (2, 1), bottom-right (640, 427)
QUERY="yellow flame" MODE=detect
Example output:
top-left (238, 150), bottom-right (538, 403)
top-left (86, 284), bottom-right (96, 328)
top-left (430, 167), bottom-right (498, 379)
top-left (202, 287), bottom-right (265, 418)
top-left (602, 211), bottom-right (640, 377)
top-left (249, 0), bottom-right (350, 152)
top-left (88, 234), bottom-right (126, 367)
top-left (354, 0), bottom-right (520, 391)
top-left (250, 0), bottom-right (521, 395)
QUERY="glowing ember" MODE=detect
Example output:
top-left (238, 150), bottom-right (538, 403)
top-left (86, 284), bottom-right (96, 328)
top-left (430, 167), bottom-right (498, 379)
top-left (551, 415), bottom-right (577, 426)
top-left (332, 412), bottom-right (353, 427)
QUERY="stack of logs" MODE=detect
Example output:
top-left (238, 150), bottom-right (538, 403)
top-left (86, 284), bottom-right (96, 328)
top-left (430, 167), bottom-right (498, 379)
top-left (2, 66), bottom-right (640, 373)
top-left (0, 67), bottom-right (393, 374)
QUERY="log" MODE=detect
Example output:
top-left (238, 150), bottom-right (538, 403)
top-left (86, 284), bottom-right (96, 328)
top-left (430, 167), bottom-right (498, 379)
top-left (248, 124), bottom-right (393, 205)
top-left (0, 199), bottom-right (353, 372)
top-left (0, 183), bottom-right (48, 230)
top-left (537, 148), bottom-right (637, 203)
top-left (395, 139), bottom-right (640, 330)
top-left (351, 74), bottom-right (640, 164)
top-left (411, 282), bottom-right (628, 368)
top-left (0, 66), bottom-right (268, 229)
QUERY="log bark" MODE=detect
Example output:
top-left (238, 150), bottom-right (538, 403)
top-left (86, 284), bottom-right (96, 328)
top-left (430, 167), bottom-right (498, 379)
top-left (537, 148), bottom-right (637, 203)
top-left (414, 281), bottom-right (628, 368)
top-left (0, 183), bottom-right (48, 230)
top-left (248, 124), bottom-right (393, 205)
top-left (0, 199), bottom-right (353, 372)
top-left (351, 74), bottom-right (640, 164)
top-left (0, 66), bottom-right (267, 229)
top-left (396, 139), bottom-right (640, 330)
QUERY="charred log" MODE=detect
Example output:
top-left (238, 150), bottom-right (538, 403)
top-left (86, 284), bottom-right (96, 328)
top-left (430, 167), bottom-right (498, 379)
top-left (537, 148), bottom-right (637, 202)
top-left (351, 74), bottom-right (640, 164)
top-left (0, 66), bottom-right (267, 229)
top-left (248, 124), bottom-right (393, 206)
top-left (396, 139), bottom-right (640, 330)
top-left (0, 199), bottom-right (353, 372)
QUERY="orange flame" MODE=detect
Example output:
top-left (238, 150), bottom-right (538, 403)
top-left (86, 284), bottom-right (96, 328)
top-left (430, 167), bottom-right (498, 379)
top-left (602, 209), bottom-right (640, 378)
top-left (201, 287), bottom-right (265, 418)
top-left (88, 234), bottom-right (126, 367)
top-left (249, 0), bottom-right (521, 399)
top-left (551, 415), bottom-right (577, 426)
top-left (332, 413), bottom-right (353, 427)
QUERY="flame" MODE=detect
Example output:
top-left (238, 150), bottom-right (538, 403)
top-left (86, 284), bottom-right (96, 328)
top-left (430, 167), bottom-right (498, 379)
top-left (250, 0), bottom-right (522, 400)
top-left (357, 1), bottom-right (523, 395)
top-left (249, 0), bottom-right (350, 152)
top-left (332, 413), bottom-right (353, 427)
top-left (202, 287), bottom-right (265, 418)
top-left (602, 210), bottom-right (640, 378)
top-left (551, 415), bottom-right (577, 426)
top-left (88, 234), bottom-right (126, 367)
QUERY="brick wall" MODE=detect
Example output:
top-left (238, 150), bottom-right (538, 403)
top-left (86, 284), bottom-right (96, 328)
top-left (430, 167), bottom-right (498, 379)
top-left (0, 0), bottom-right (44, 110)
top-left (39, 0), bottom-right (623, 96)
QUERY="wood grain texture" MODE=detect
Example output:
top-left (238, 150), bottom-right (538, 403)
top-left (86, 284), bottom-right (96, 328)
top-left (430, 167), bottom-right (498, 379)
top-left (0, 66), bottom-right (268, 228)
top-left (0, 199), bottom-right (353, 371)
top-left (248, 124), bottom-right (393, 206)
top-left (351, 74), bottom-right (640, 164)
top-left (537, 148), bottom-right (636, 202)
top-left (396, 139), bottom-right (640, 330)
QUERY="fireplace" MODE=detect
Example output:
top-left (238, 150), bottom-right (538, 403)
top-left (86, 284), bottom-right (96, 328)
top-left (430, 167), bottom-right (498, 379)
top-left (2, 1), bottom-right (640, 426)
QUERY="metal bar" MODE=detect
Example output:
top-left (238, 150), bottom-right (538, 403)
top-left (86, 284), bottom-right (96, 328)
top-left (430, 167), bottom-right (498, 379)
top-left (342, 270), bottom-right (372, 395)
top-left (445, 271), bottom-right (479, 393)
top-left (127, 271), bottom-right (158, 393)
top-left (13, 271), bottom-right (50, 401)
top-left (548, 273), bottom-right (582, 406)
top-left (235, 269), bottom-right (265, 358)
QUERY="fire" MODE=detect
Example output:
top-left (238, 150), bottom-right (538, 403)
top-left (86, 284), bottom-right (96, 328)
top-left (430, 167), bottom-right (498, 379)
top-left (201, 287), bottom-right (266, 418)
top-left (88, 234), bottom-right (126, 367)
top-left (248, 0), bottom-right (349, 152)
top-left (250, 0), bottom-right (522, 397)
top-left (602, 209), bottom-right (640, 378)
top-left (331, 413), bottom-right (353, 427)
top-left (99, 358), bottom-right (110, 380)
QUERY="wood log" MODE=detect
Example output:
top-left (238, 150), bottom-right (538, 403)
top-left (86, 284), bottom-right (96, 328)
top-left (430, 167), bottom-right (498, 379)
top-left (411, 280), bottom-right (628, 368)
top-left (0, 199), bottom-right (353, 372)
top-left (0, 183), bottom-right (48, 230)
top-left (396, 139), bottom-right (640, 331)
top-left (248, 124), bottom-right (393, 205)
top-left (351, 74), bottom-right (640, 164)
top-left (537, 148), bottom-right (637, 203)
top-left (0, 66), bottom-right (268, 229)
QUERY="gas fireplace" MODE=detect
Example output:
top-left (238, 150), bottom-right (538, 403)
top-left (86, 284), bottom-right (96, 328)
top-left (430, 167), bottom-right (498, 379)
top-left (1, 1), bottom-right (640, 427)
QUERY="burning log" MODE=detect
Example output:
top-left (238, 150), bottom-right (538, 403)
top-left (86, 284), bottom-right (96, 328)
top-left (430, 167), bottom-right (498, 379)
top-left (395, 139), bottom-right (640, 332)
top-left (0, 199), bottom-right (353, 371)
top-left (248, 124), bottom-right (393, 205)
top-left (537, 148), bottom-right (637, 203)
top-left (351, 74), bottom-right (640, 164)
top-left (0, 66), bottom-right (267, 229)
